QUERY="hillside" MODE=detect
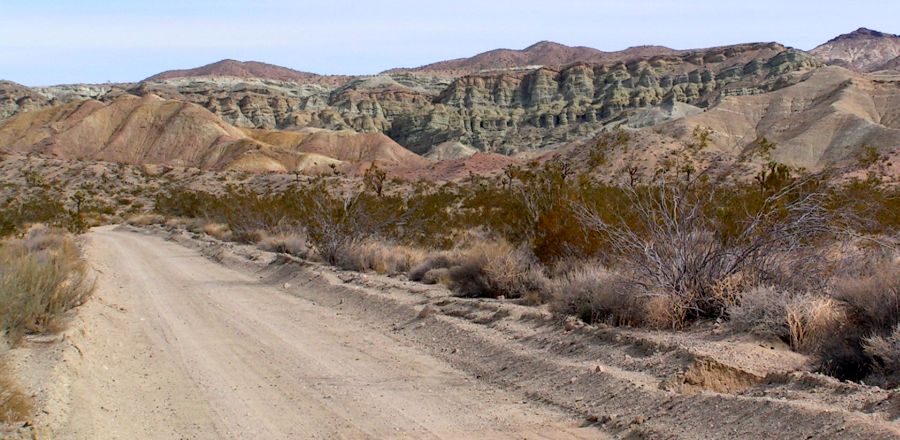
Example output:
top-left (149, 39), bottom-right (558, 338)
top-left (144, 59), bottom-right (352, 86)
top-left (0, 94), bottom-right (428, 173)
top-left (811, 28), bottom-right (900, 72)
top-left (385, 41), bottom-right (678, 76)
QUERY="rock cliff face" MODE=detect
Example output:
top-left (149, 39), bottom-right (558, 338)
top-left (0, 81), bottom-right (53, 120)
top-left (117, 43), bottom-right (819, 154)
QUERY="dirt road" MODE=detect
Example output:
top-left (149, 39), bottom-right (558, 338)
top-left (56, 226), bottom-right (601, 439)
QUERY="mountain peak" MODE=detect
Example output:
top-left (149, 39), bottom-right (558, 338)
top-left (827, 27), bottom-right (899, 43)
top-left (523, 41), bottom-right (570, 51)
top-left (143, 59), bottom-right (350, 85)
top-left (813, 28), bottom-right (900, 72)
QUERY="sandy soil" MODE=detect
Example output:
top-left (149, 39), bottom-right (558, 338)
top-left (44, 226), bottom-right (601, 439)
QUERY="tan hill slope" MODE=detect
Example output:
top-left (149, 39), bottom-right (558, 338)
top-left (663, 66), bottom-right (900, 169)
top-left (811, 28), bottom-right (900, 72)
top-left (0, 94), bottom-right (427, 173)
top-left (554, 66), bottom-right (900, 181)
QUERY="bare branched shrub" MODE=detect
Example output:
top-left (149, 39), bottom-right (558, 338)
top-left (574, 173), bottom-right (835, 321)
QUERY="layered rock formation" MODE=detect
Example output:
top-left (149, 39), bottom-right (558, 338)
top-left (0, 81), bottom-right (52, 121)
top-left (119, 43), bottom-right (820, 155)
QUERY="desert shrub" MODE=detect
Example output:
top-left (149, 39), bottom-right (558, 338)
top-left (730, 286), bottom-right (792, 339)
top-left (442, 242), bottom-right (549, 300)
top-left (575, 172), bottom-right (837, 322)
top-left (863, 325), bottom-right (900, 388)
top-left (731, 287), bottom-right (846, 352)
top-left (126, 213), bottom-right (165, 226)
top-left (815, 266), bottom-right (900, 381)
top-left (0, 228), bottom-right (94, 344)
top-left (833, 265), bottom-right (900, 333)
top-left (784, 294), bottom-right (845, 352)
top-left (550, 265), bottom-right (644, 326)
top-left (0, 188), bottom-right (89, 236)
top-left (201, 222), bottom-right (232, 241)
top-left (409, 254), bottom-right (456, 282)
top-left (334, 240), bottom-right (427, 276)
top-left (257, 230), bottom-right (310, 259)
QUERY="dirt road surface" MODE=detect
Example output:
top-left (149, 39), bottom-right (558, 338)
top-left (56, 226), bottom-right (602, 439)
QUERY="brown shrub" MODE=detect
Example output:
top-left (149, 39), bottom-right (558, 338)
top-left (409, 254), bottom-right (456, 282)
top-left (549, 265), bottom-right (644, 326)
top-left (833, 265), bottom-right (900, 333)
top-left (863, 325), bottom-right (900, 388)
top-left (785, 294), bottom-right (845, 352)
top-left (730, 286), bottom-right (792, 340)
top-left (444, 242), bottom-right (549, 300)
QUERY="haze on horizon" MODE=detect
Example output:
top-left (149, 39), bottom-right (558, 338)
top-left (1, 0), bottom-right (897, 86)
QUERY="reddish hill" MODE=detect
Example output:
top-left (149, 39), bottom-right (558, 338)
top-left (144, 59), bottom-right (351, 85)
top-left (385, 41), bottom-right (677, 76)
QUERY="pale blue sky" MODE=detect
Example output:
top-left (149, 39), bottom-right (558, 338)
top-left (1, 0), bottom-right (897, 86)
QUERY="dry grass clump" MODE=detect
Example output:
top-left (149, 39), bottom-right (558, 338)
top-left (126, 213), bottom-right (165, 226)
top-left (784, 294), bottom-right (845, 352)
top-left (731, 287), bottom-right (845, 351)
top-left (0, 356), bottom-right (32, 425)
top-left (257, 230), bottom-right (310, 259)
top-left (335, 240), bottom-right (427, 277)
top-left (0, 227), bottom-right (94, 344)
top-left (201, 222), bottom-right (232, 241)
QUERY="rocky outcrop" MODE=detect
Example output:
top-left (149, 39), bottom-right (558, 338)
top-left (121, 43), bottom-right (821, 154)
top-left (0, 81), bottom-right (53, 121)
